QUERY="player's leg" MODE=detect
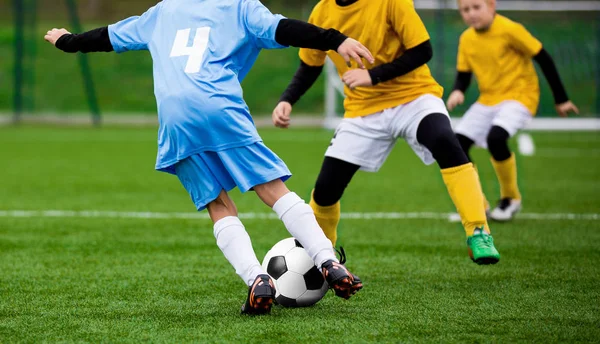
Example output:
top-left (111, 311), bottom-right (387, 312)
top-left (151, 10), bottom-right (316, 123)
top-left (254, 179), bottom-right (362, 299)
top-left (208, 143), bottom-right (334, 268)
top-left (253, 179), bottom-right (335, 267)
top-left (314, 114), bottom-right (394, 249)
top-left (487, 101), bottom-right (532, 221)
top-left (399, 95), bottom-right (499, 264)
top-left (488, 125), bottom-right (521, 218)
top-left (213, 141), bottom-right (361, 299)
top-left (174, 153), bottom-right (274, 315)
top-left (206, 191), bottom-right (275, 315)
top-left (456, 133), bottom-right (475, 162)
top-left (456, 134), bottom-right (491, 214)
top-left (310, 157), bottom-right (360, 247)
top-left (455, 104), bottom-right (495, 214)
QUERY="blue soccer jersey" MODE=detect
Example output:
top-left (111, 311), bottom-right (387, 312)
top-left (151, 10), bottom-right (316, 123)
top-left (107, 0), bottom-right (286, 173)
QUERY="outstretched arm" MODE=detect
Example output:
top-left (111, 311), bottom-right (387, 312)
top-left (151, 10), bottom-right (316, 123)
top-left (275, 19), bottom-right (346, 53)
top-left (242, 1), bottom-right (373, 68)
top-left (533, 48), bottom-right (579, 116)
top-left (46, 3), bottom-right (160, 53)
top-left (44, 27), bottom-right (113, 53)
top-left (274, 19), bottom-right (373, 69)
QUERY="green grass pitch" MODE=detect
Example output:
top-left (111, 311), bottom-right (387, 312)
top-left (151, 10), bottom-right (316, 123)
top-left (0, 126), bottom-right (599, 342)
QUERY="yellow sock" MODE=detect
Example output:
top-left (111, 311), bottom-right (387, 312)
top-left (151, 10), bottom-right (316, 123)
top-left (309, 191), bottom-right (340, 247)
top-left (473, 164), bottom-right (490, 211)
top-left (441, 163), bottom-right (490, 237)
top-left (491, 153), bottom-right (521, 200)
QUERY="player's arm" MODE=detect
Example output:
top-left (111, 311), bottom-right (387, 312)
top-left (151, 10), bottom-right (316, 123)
top-left (243, 1), bottom-right (373, 68)
top-left (446, 37), bottom-right (471, 111)
top-left (276, 19), bottom-right (372, 68)
top-left (445, 71), bottom-right (472, 111)
top-left (275, 19), bottom-right (373, 68)
top-left (45, 27), bottom-right (113, 53)
top-left (272, 60), bottom-right (323, 128)
top-left (342, 40), bottom-right (433, 89)
top-left (279, 61), bottom-right (323, 106)
top-left (368, 40), bottom-right (433, 85)
top-left (533, 48), bottom-right (579, 116)
top-left (45, 3), bottom-right (161, 53)
top-left (508, 22), bottom-right (578, 116)
top-left (275, 7), bottom-right (335, 109)
top-left (342, 0), bottom-right (432, 88)
top-left (275, 20), bottom-right (345, 54)
top-left (453, 72), bottom-right (472, 93)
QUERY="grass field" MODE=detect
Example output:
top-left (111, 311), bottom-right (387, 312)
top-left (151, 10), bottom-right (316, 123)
top-left (0, 125), bottom-right (599, 342)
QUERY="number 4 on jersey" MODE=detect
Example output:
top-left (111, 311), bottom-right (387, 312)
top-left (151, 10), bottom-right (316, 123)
top-left (170, 27), bottom-right (211, 74)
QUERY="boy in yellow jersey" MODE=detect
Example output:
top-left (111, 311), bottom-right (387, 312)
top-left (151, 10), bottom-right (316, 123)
top-left (272, 0), bottom-right (500, 266)
top-left (447, 0), bottom-right (579, 222)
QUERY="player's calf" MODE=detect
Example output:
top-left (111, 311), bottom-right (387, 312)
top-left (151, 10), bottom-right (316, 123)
top-left (241, 274), bottom-right (276, 315)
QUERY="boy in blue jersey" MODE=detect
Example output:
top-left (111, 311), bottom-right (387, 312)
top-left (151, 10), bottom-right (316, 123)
top-left (44, 0), bottom-right (374, 315)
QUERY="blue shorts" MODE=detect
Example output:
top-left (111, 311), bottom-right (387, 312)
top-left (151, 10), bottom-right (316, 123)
top-left (174, 142), bottom-right (291, 211)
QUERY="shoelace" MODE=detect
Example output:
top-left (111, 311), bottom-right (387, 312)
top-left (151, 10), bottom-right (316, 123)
top-left (474, 233), bottom-right (494, 249)
top-left (335, 246), bottom-right (347, 265)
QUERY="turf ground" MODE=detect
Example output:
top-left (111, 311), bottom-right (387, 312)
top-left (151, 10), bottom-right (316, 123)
top-left (0, 126), bottom-right (599, 342)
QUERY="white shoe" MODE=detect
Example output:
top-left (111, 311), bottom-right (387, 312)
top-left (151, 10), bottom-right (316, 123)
top-left (489, 198), bottom-right (522, 222)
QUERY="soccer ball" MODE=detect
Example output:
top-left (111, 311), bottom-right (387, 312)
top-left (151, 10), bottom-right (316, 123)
top-left (261, 237), bottom-right (329, 307)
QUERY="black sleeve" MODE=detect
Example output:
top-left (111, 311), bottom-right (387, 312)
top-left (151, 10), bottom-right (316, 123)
top-left (275, 19), bottom-right (347, 52)
top-left (452, 71), bottom-right (473, 93)
top-left (55, 27), bottom-right (114, 53)
top-left (533, 48), bottom-right (569, 104)
top-left (279, 61), bottom-right (323, 105)
top-left (368, 40), bottom-right (432, 85)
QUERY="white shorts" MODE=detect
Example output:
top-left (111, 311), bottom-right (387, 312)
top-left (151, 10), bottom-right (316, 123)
top-left (325, 94), bottom-right (449, 172)
top-left (454, 101), bottom-right (533, 148)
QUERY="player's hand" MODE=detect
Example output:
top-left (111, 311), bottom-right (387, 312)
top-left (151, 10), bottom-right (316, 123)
top-left (446, 90), bottom-right (465, 111)
top-left (272, 101), bottom-right (292, 129)
top-left (337, 38), bottom-right (375, 69)
top-left (342, 69), bottom-right (373, 89)
top-left (44, 28), bottom-right (71, 46)
top-left (555, 101), bottom-right (579, 117)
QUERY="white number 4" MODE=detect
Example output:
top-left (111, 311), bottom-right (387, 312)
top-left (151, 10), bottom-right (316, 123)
top-left (170, 27), bottom-right (211, 74)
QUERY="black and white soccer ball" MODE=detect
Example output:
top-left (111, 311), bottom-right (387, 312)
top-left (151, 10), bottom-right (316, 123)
top-left (261, 237), bottom-right (328, 307)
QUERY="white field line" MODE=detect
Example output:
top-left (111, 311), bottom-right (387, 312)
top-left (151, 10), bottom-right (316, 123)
top-left (1, 114), bottom-right (600, 131)
top-left (0, 210), bottom-right (597, 221)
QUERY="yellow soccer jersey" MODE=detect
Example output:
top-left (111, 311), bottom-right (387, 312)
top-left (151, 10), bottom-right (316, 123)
top-left (457, 14), bottom-right (543, 115)
top-left (299, 0), bottom-right (443, 118)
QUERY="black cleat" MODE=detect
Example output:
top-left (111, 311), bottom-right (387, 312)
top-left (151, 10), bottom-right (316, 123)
top-left (321, 259), bottom-right (362, 300)
top-left (241, 274), bottom-right (275, 316)
top-left (350, 273), bottom-right (363, 290)
top-left (336, 246), bottom-right (364, 290)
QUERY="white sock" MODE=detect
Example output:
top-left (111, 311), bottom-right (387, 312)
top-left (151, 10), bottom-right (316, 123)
top-left (273, 192), bottom-right (338, 268)
top-left (213, 216), bottom-right (265, 287)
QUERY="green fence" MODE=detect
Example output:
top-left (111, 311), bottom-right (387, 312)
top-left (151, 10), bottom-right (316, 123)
top-left (2, 1), bottom-right (598, 118)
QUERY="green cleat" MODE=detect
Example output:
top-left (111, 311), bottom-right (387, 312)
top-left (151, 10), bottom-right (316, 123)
top-left (467, 227), bottom-right (500, 265)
